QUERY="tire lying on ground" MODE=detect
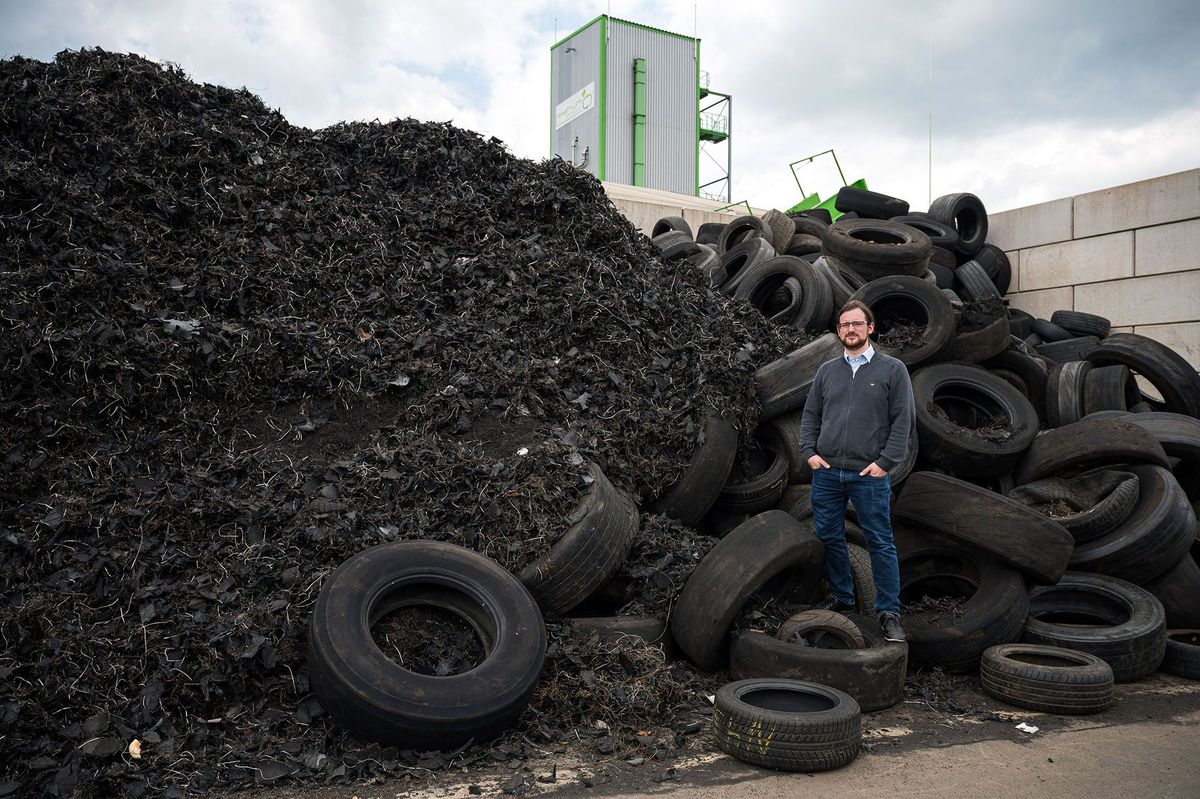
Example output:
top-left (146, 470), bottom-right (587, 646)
top-left (756, 333), bottom-right (844, 420)
top-left (897, 533), bottom-right (1029, 671)
top-left (1006, 468), bottom-right (1140, 543)
top-left (649, 412), bottom-right (739, 527)
top-left (712, 679), bottom-right (862, 772)
top-left (1023, 572), bottom-right (1166, 682)
top-left (909, 363), bottom-right (1039, 479)
top-left (1067, 464), bottom-right (1195, 585)
top-left (926, 193), bottom-right (988, 256)
top-left (1161, 630), bottom-right (1200, 680)
top-left (822, 219), bottom-right (932, 281)
top-left (980, 643), bottom-right (1114, 715)
top-left (519, 462), bottom-right (640, 615)
top-left (848, 274), bottom-right (955, 368)
top-left (1014, 416), bottom-right (1170, 485)
top-left (1085, 333), bottom-right (1200, 418)
top-left (895, 471), bottom-right (1073, 584)
top-left (671, 511), bottom-right (825, 671)
top-left (730, 621), bottom-right (907, 712)
top-left (308, 541), bottom-right (546, 749)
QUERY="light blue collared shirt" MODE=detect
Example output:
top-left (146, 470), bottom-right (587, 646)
top-left (844, 344), bottom-right (875, 376)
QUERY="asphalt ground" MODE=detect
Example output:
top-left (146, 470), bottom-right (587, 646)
top-left (236, 671), bottom-right (1200, 799)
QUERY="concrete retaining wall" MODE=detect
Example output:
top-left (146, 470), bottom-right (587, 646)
top-left (602, 182), bottom-right (759, 234)
top-left (990, 169), bottom-right (1200, 369)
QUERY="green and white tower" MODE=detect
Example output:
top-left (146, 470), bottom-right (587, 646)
top-left (550, 15), bottom-right (731, 200)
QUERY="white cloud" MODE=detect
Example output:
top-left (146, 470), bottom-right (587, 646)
top-left (1, 0), bottom-right (1197, 213)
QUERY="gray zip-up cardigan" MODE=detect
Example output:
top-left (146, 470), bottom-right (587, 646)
top-left (797, 350), bottom-right (915, 472)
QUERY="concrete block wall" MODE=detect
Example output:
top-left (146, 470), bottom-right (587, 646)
top-left (990, 169), bottom-right (1200, 369)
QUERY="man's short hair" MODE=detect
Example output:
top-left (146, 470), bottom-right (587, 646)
top-left (837, 299), bottom-right (875, 327)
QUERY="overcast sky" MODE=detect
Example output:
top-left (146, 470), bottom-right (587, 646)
top-left (2, 0), bottom-right (1198, 214)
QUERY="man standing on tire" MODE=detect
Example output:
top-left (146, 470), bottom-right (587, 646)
top-left (798, 300), bottom-right (914, 643)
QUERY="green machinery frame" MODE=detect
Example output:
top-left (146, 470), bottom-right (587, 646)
top-left (786, 148), bottom-right (866, 220)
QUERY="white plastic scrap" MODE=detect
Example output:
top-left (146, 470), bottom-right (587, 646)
top-left (1015, 722), bottom-right (1040, 734)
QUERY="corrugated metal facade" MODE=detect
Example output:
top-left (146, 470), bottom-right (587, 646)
top-left (604, 19), bottom-right (697, 195)
top-left (550, 16), bottom-right (699, 195)
top-left (550, 22), bottom-right (602, 179)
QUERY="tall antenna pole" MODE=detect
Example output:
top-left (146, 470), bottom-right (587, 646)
top-left (928, 34), bottom-right (933, 206)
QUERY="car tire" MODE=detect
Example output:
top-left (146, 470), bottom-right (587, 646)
top-left (1023, 572), bottom-right (1166, 682)
top-left (308, 541), bottom-right (546, 749)
top-left (671, 511), bottom-right (825, 671)
top-left (910, 364), bottom-right (1039, 478)
top-left (895, 471), bottom-right (1073, 584)
top-left (980, 643), bottom-right (1114, 715)
top-left (712, 679), bottom-right (862, 771)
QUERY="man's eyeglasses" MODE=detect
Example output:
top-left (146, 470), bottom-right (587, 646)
top-left (836, 321), bottom-right (868, 330)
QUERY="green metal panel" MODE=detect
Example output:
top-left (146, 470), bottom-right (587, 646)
top-left (598, 16), bottom-right (607, 181)
top-left (786, 193), bottom-right (822, 213)
top-left (548, 49), bottom-right (554, 157)
top-left (694, 39), bottom-right (700, 196)
top-left (632, 58), bottom-right (646, 187)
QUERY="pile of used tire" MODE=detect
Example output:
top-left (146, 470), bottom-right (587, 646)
top-left (3, 50), bottom-right (1199, 796)
top-left (646, 184), bottom-right (1200, 771)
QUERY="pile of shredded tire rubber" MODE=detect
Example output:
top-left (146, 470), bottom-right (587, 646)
top-left (0, 50), bottom-right (810, 796)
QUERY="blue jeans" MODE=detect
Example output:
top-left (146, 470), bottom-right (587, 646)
top-left (809, 466), bottom-right (900, 616)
